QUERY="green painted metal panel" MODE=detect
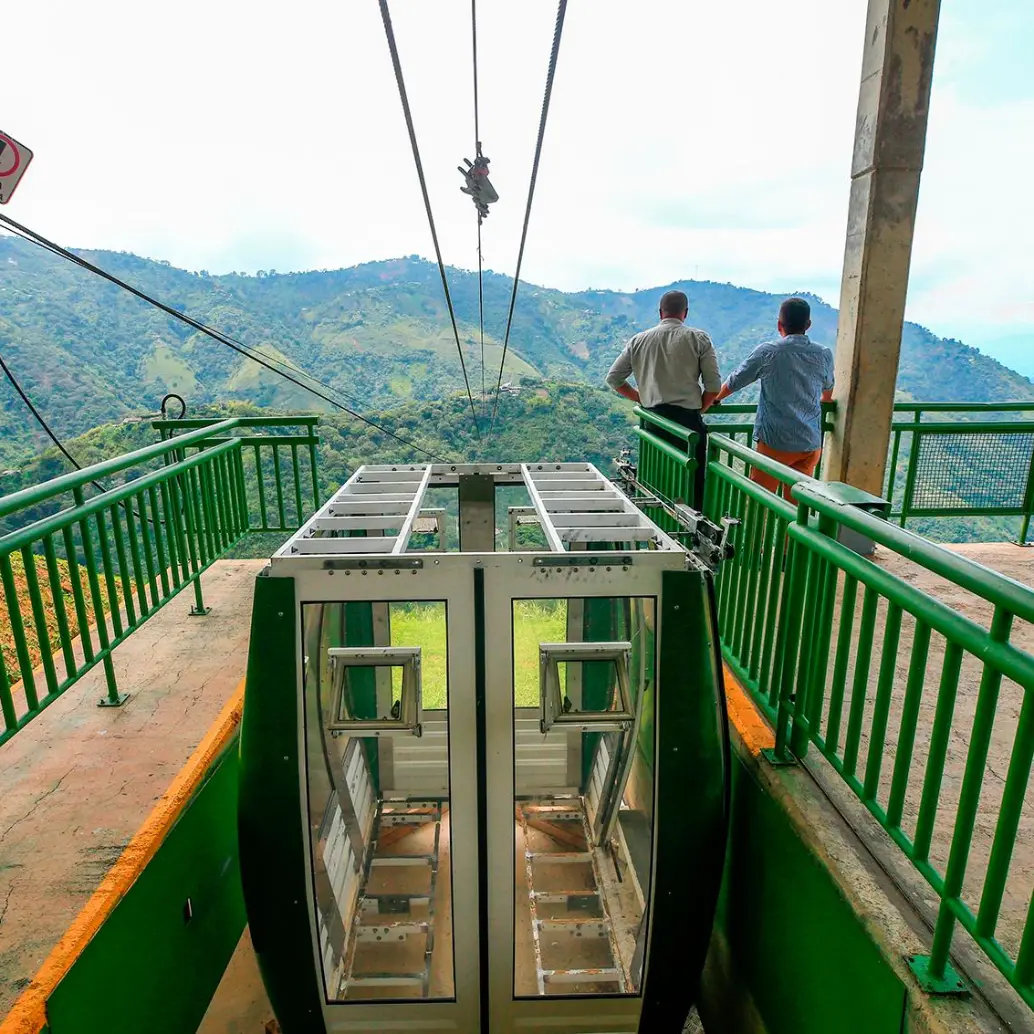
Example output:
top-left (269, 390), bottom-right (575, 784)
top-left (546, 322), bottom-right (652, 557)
top-left (342, 600), bottom-right (380, 784)
top-left (580, 592), bottom-right (618, 787)
top-left (44, 743), bottom-right (245, 1034)
top-left (237, 572), bottom-right (325, 1034)
top-left (639, 569), bottom-right (730, 1030)
top-left (715, 756), bottom-right (907, 1034)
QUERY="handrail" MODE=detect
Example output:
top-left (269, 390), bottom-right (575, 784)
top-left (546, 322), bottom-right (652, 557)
top-left (631, 405), bottom-right (692, 440)
top-left (0, 418), bottom-right (242, 520)
top-left (892, 401), bottom-right (1034, 413)
top-left (634, 399), bottom-right (1034, 537)
top-left (661, 428), bottom-right (1034, 1009)
top-left (793, 481), bottom-right (1034, 624)
top-left (705, 431), bottom-right (801, 487)
top-left (0, 441), bottom-right (238, 556)
top-left (0, 416), bottom-right (321, 745)
top-left (152, 416), bottom-right (319, 429)
top-left (889, 420), bottom-right (1034, 433)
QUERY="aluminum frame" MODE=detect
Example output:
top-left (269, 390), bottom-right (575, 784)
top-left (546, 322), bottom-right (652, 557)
top-left (538, 641), bottom-right (634, 734)
top-left (327, 646), bottom-right (423, 737)
top-left (275, 462), bottom-right (682, 561)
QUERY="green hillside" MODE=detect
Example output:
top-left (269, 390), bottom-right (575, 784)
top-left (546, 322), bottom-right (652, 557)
top-left (1, 238), bottom-right (1031, 470)
top-left (0, 388), bottom-right (638, 541)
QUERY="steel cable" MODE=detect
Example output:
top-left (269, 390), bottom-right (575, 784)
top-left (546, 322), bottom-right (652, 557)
top-left (0, 214), bottom-right (451, 462)
top-left (490, 0), bottom-right (568, 431)
top-left (379, 0), bottom-right (483, 443)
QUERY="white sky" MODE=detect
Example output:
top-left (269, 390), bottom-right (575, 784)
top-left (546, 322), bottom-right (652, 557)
top-left (3, 0), bottom-right (1032, 367)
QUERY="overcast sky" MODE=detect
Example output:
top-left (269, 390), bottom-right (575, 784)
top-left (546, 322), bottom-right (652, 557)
top-left (3, 0), bottom-right (1032, 371)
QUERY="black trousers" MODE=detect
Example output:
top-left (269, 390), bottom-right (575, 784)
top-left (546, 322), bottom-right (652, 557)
top-left (645, 403), bottom-right (708, 509)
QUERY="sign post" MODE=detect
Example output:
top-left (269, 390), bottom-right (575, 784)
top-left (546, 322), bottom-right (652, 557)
top-left (0, 131), bottom-right (34, 204)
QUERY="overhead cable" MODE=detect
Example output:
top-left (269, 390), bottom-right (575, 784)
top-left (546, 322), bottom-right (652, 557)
top-left (0, 214), bottom-right (451, 463)
top-left (472, 0), bottom-right (487, 417)
top-left (378, 0), bottom-right (483, 442)
top-left (0, 348), bottom-right (162, 527)
top-left (490, 0), bottom-right (568, 430)
top-left (1, 219), bottom-right (397, 430)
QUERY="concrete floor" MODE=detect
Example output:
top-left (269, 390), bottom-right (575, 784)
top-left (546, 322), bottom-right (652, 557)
top-left (198, 927), bottom-right (278, 1034)
top-left (0, 559), bottom-right (265, 1019)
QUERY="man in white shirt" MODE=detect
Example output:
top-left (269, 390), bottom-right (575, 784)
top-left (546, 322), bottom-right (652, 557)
top-left (606, 290), bottom-right (721, 507)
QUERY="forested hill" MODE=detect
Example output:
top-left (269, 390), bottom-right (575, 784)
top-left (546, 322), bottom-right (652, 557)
top-left (1, 236), bottom-right (1032, 466)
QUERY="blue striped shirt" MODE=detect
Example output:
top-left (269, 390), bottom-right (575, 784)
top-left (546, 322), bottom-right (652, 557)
top-left (725, 334), bottom-right (834, 452)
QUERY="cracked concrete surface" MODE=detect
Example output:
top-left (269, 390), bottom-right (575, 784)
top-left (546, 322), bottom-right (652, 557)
top-left (0, 560), bottom-right (265, 1019)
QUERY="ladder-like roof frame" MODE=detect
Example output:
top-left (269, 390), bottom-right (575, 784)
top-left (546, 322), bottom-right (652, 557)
top-left (274, 462), bottom-right (682, 559)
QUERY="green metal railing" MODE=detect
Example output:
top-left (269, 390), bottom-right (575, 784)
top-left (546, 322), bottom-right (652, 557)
top-left (641, 399), bottom-right (1034, 538)
top-left (631, 403), bottom-right (837, 514)
top-left (634, 410), bottom-right (1034, 1006)
top-left (884, 403), bottom-right (1034, 541)
top-left (0, 417), bottom-right (319, 744)
top-left (155, 416), bottom-right (321, 534)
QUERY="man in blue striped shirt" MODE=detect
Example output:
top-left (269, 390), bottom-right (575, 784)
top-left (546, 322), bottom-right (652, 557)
top-left (705, 297), bottom-right (834, 495)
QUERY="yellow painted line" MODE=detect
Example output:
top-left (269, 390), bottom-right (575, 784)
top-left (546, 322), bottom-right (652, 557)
top-left (723, 662), bottom-right (775, 756)
top-left (0, 680), bottom-right (245, 1034)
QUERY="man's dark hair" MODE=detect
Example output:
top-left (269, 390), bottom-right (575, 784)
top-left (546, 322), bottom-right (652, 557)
top-left (659, 290), bottom-right (688, 317)
top-left (779, 297), bottom-right (811, 334)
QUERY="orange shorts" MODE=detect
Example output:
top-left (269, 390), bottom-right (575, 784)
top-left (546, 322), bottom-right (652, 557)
top-left (749, 440), bottom-right (821, 498)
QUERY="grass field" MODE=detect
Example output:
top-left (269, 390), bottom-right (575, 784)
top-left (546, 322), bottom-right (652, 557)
top-left (389, 601), bottom-right (566, 709)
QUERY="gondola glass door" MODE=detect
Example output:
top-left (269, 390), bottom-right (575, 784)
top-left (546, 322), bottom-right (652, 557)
top-left (264, 554), bottom-right (675, 1033)
top-left (295, 563), bottom-right (481, 1032)
top-left (481, 558), bottom-right (667, 1034)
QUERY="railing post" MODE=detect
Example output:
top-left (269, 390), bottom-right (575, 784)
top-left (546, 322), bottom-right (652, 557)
top-left (702, 438), bottom-right (719, 519)
top-left (685, 430), bottom-right (698, 509)
top-left (1016, 437), bottom-right (1034, 546)
top-left (910, 605), bottom-right (1013, 994)
top-left (98, 654), bottom-right (126, 708)
top-left (885, 425), bottom-right (903, 506)
top-left (71, 486), bottom-right (129, 708)
top-left (189, 572), bottom-right (210, 618)
top-left (767, 498), bottom-right (811, 764)
top-left (176, 469), bottom-right (210, 617)
top-left (899, 413), bottom-right (922, 527)
top-left (309, 436), bottom-right (321, 515)
top-left (798, 512), bottom-right (839, 754)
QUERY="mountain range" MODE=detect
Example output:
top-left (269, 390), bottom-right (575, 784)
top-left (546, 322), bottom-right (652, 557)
top-left (1, 235), bottom-right (1032, 470)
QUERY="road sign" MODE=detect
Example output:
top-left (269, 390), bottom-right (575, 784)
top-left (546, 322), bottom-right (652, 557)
top-left (0, 131), bottom-right (34, 204)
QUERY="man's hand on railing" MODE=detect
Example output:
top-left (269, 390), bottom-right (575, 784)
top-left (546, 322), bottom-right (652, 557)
top-left (615, 382), bottom-right (641, 405)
